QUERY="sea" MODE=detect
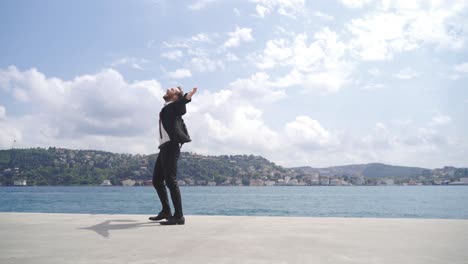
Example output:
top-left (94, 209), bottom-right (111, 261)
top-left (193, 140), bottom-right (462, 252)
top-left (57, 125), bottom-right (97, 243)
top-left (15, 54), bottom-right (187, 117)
top-left (1, 186), bottom-right (467, 219)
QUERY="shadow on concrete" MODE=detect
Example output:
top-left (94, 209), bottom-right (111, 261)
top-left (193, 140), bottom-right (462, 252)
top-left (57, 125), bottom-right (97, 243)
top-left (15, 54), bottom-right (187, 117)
top-left (78, 219), bottom-right (162, 238)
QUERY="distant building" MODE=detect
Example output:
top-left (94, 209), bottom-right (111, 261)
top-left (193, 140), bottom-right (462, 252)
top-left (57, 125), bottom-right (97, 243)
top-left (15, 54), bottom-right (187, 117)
top-left (122, 179), bottom-right (136, 186)
top-left (178, 180), bottom-right (187, 186)
top-left (320, 177), bottom-right (330, 185)
top-left (220, 180), bottom-right (232, 186)
top-left (185, 178), bottom-right (195, 186)
top-left (310, 179), bottom-right (320, 185)
top-left (144, 180), bottom-right (153, 186)
top-left (352, 176), bottom-right (365, 185)
top-left (383, 179), bottom-right (394, 185)
top-left (100, 180), bottom-right (112, 186)
top-left (249, 179), bottom-right (264, 186)
top-left (136, 180), bottom-right (145, 186)
top-left (449, 178), bottom-right (468, 185)
top-left (288, 179), bottom-right (299, 186)
top-left (407, 180), bottom-right (422, 186)
top-left (264, 180), bottom-right (276, 186)
top-left (13, 180), bottom-right (27, 186)
top-left (207, 181), bottom-right (216, 186)
top-left (196, 180), bottom-right (207, 186)
top-left (297, 181), bottom-right (307, 186)
top-left (329, 179), bottom-right (342, 186)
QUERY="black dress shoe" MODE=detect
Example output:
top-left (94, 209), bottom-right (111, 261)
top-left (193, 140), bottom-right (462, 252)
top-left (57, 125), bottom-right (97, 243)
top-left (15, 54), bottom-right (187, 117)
top-left (160, 216), bottom-right (185, 225)
top-left (149, 211), bottom-right (172, 221)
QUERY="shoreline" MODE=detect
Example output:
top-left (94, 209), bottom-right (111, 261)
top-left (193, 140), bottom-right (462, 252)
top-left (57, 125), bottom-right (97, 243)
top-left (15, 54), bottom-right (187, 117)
top-left (2, 184), bottom-right (468, 187)
top-left (2, 211), bottom-right (468, 221)
top-left (3, 211), bottom-right (468, 221)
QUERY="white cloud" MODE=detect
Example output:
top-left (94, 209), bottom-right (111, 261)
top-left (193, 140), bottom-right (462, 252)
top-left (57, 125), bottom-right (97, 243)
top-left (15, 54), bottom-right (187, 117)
top-left (256, 38), bottom-right (292, 69)
top-left (254, 28), bottom-right (352, 93)
top-left (0, 120), bottom-right (21, 149)
top-left (274, 26), bottom-right (297, 38)
top-left (0, 105), bottom-right (5, 120)
top-left (255, 4), bottom-right (271, 18)
top-left (189, 57), bottom-right (224, 73)
top-left (167, 68), bottom-right (192, 79)
top-left (346, 1), bottom-right (467, 61)
top-left (341, 0), bottom-right (375, 8)
top-left (187, 0), bottom-right (217, 10)
top-left (191, 33), bottom-right (212, 42)
top-left (367, 68), bottom-right (381, 76)
top-left (455, 62), bottom-right (468, 73)
top-left (440, 61), bottom-right (468, 80)
top-left (0, 66), bottom-right (66, 107)
top-left (162, 32), bottom-right (227, 74)
top-left (185, 83), bottom-right (336, 166)
top-left (0, 66), bottom-right (165, 152)
top-left (375, 122), bottom-right (386, 130)
top-left (313, 11), bottom-right (334, 21)
top-left (225, 52), bottom-right (239, 61)
top-left (182, 86), bottom-right (283, 157)
top-left (431, 113), bottom-right (452, 126)
top-left (251, 0), bottom-right (305, 18)
top-left (347, 12), bottom-right (419, 60)
top-left (285, 116), bottom-right (332, 147)
top-left (361, 83), bottom-right (384, 90)
top-left (393, 67), bottom-right (420, 79)
top-left (163, 32), bottom-right (217, 50)
top-left (146, 39), bottom-right (156, 49)
top-left (161, 50), bottom-right (183, 60)
top-left (343, 116), bottom-right (464, 167)
top-left (228, 72), bottom-right (286, 103)
top-left (13, 88), bottom-right (29, 102)
top-left (273, 67), bottom-right (352, 94)
top-left (162, 40), bottom-right (190, 49)
top-left (224, 26), bottom-right (254, 48)
top-left (111, 57), bottom-right (147, 70)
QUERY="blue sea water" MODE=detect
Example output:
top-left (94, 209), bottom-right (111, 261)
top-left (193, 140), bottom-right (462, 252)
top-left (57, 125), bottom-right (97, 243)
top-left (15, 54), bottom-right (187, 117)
top-left (1, 186), bottom-right (467, 219)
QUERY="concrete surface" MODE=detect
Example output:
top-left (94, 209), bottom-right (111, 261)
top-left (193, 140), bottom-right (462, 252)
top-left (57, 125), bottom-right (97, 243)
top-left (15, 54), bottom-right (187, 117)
top-left (1, 213), bottom-right (467, 264)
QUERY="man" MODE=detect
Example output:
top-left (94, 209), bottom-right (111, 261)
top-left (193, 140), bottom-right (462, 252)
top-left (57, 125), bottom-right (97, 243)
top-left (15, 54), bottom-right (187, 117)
top-left (149, 86), bottom-right (197, 225)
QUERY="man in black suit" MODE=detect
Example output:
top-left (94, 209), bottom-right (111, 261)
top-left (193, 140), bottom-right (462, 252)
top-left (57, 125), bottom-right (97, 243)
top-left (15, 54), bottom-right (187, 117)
top-left (149, 86), bottom-right (197, 225)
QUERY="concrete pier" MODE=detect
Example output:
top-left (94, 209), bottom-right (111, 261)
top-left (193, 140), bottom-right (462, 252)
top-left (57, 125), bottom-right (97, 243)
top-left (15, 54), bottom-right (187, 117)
top-left (1, 212), bottom-right (467, 264)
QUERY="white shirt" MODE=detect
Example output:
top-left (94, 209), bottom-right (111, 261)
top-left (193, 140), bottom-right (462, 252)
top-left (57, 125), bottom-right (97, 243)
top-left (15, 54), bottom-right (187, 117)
top-left (159, 101), bottom-right (174, 147)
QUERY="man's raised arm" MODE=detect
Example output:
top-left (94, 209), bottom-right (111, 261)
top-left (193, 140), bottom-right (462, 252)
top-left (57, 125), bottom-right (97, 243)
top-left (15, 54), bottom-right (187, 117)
top-left (185, 87), bottom-right (198, 100)
top-left (173, 87), bottom-right (198, 116)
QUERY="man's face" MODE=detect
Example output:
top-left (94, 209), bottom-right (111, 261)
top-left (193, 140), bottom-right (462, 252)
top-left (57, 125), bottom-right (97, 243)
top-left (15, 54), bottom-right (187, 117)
top-left (163, 87), bottom-right (181, 102)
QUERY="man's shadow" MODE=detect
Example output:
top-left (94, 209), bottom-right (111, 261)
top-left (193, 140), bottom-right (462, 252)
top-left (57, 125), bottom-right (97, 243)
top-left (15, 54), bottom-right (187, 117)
top-left (78, 219), bottom-right (162, 238)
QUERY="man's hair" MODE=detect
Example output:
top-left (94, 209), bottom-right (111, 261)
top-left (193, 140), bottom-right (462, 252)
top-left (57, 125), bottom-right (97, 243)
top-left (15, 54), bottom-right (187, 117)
top-left (176, 86), bottom-right (184, 98)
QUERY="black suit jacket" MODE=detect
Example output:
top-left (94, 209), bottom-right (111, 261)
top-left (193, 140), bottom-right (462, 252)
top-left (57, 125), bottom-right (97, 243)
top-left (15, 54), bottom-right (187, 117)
top-left (160, 93), bottom-right (192, 148)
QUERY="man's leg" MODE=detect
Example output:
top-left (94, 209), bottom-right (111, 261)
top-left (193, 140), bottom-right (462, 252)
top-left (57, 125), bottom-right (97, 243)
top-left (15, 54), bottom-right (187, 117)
top-left (163, 142), bottom-right (183, 218)
top-left (152, 151), bottom-right (171, 214)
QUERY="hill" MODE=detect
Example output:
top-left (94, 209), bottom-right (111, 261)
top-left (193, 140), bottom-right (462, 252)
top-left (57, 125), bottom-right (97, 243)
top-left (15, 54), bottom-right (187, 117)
top-left (0, 148), bottom-right (467, 186)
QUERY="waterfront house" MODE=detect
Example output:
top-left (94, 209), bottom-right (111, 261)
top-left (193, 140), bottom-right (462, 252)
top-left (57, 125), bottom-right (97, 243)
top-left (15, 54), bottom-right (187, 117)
top-left (13, 179), bottom-right (27, 186)
top-left (100, 180), bottom-right (112, 186)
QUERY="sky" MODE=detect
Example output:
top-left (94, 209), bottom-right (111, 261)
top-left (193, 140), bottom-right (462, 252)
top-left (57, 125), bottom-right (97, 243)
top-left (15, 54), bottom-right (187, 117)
top-left (0, 0), bottom-right (467, 168)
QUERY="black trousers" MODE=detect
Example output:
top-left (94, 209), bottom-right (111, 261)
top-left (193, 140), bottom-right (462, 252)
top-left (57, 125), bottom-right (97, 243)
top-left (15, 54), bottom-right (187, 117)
top-left (152, 142), bottom-right (183, 217)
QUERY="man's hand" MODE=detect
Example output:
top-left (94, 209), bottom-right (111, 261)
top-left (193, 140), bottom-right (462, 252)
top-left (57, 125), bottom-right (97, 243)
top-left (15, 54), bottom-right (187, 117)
top-left (185, 87), bottom-right (198, 100)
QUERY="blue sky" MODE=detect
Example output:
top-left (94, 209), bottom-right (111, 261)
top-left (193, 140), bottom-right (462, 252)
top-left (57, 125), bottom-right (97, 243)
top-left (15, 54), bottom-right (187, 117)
top-left (0, 0), bottom-right (467, 168)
